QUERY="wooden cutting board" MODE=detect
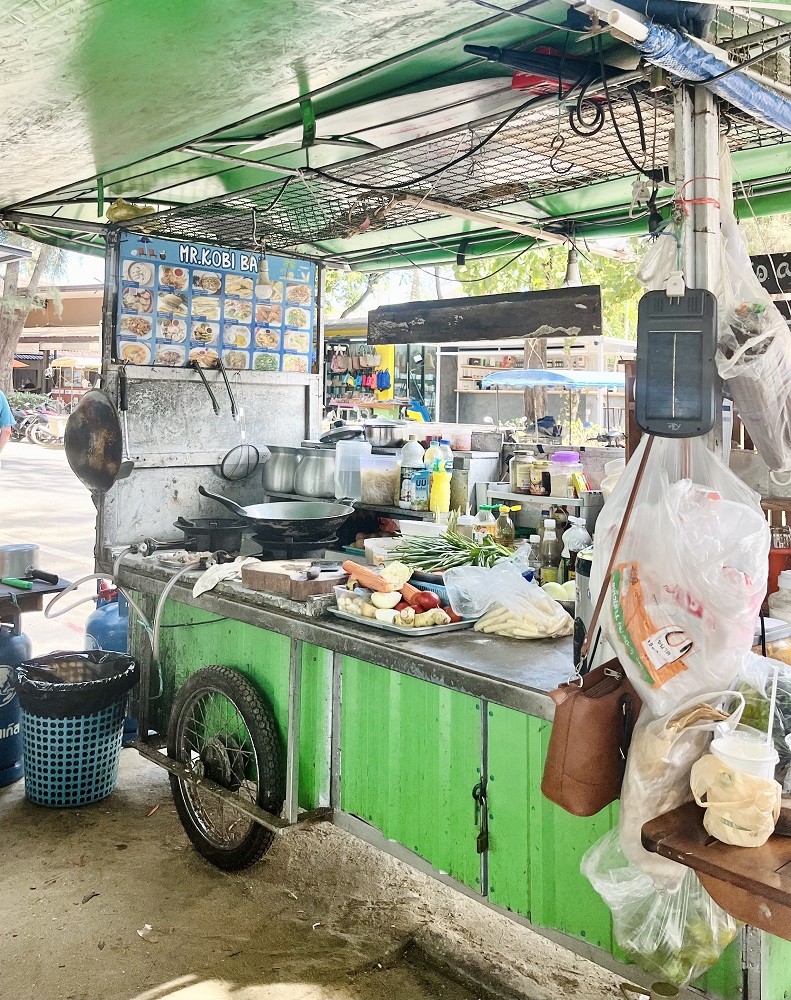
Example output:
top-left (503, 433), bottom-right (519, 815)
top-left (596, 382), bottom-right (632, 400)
top-left (241, 560), bottom-right (347, 600)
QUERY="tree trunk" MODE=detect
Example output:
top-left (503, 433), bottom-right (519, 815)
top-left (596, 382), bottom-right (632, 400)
top-left (433, 266), bottom-right (443, 300)
top-left (339, 273), bottom-right (381, 319)
top-left (0, 248), bottom-right (55, 394)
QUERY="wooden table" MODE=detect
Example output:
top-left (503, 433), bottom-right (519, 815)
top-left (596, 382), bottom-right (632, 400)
top-left (642, 802), bottom-right (791, 940)
top-left (0, 578), bottom-right (70, 619)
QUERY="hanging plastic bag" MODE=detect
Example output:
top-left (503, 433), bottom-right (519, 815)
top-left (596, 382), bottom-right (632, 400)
top-left (716, 143), bottom-right (791, 477)
top-left (691, 754), bottom-right (781, 847)
top-left (582, 829), bottom-right (742, 986)
top-left (591, 436), bottom-right (769, 717)
top-left (734, 651), bottom-right (791, 778)
top-left (636, 230), bottom-right (679, 292)
top-left (445, 551), bottom-right (573, 638)
top-left (620, 691), bottom-right (744, 891)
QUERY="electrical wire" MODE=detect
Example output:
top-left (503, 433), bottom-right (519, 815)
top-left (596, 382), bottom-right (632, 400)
top-left (389, 242), bottom-right (536, 283)
top-left (699, 33), bottom-right (791, 83)
top-left (596, 35), bottom-right (654, 179)
top-left (469, 0), bottom-right (589, 33)
top-left (309, 88), bottom-right (577, 192)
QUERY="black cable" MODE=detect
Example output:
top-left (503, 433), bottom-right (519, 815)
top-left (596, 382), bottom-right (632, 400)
top-left (395, 242), bottom-right (535, 283)
top-left (469, 0), bottom-right (589, 34)
top-left (699, 34), bottom-right (791, 84)
top-left (597, 36), bottom-right (657, 180)
top-left (159, 616), bottom-right (229, 628)
top-left (309, 86), bottom-right (580, 192)
top-left (264, 176), bottom-right (291, 212)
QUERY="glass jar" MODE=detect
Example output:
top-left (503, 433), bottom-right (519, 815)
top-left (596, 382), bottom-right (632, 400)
top-left (509, 450), bottom-right (534, 493)
top-left (530, 460), bottom-right (550, 496)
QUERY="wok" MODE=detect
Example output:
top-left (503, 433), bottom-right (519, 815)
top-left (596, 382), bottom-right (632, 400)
top-left (198, 486), bottom-right (355, 541)
top-left (64, 388), bottom-right (123, 493)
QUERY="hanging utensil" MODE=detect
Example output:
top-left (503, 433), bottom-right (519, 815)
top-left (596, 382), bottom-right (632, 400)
top-left (64, 386), bottom-right (123, 493)
top-left (190, 359), bottom-right (220, 414)
top-left (216, 359), bottom-right (238, 420)
top-left (116, 363), bottom-right (135, 480)
top-left (220, 372), bottom-right (263, 482)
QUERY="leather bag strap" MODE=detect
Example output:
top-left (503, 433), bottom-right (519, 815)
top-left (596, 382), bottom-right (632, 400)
top-left (579, 435), bottom-right (655, 660)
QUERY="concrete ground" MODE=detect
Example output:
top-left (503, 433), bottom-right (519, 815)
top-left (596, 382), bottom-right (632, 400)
top-left (0, 443), bottom-right (626, 1000)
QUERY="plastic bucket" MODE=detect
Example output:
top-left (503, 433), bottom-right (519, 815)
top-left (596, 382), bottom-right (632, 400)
top-left (711, 732), bottom-right (779, 781)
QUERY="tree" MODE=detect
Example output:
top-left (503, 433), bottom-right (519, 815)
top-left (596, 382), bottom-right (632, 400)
top-left (0, 234), bottom-right (65, 393)
top-left (452, 241), bottom-right (644, 340)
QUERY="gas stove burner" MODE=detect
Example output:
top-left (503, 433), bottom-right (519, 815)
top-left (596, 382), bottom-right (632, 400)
top-left (252, 534), bottom-right (338, 561)
top-left (175, 516), bottom-right (247, 554)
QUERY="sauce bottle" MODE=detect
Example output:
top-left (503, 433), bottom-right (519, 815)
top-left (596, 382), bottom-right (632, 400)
top-left (494, 504), bottom-right (520, 548)
top-left (473, 504), bottom-right (498, 544)
top-left (539, 518), bottom-right (561, 584)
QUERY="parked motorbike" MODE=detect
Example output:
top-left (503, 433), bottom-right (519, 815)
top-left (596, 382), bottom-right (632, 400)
top-left (10, 407), bottom-right (38, 442)
top-left (26, 408), bottom-right (67, 448)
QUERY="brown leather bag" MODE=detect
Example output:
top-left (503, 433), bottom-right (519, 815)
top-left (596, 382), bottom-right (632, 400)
top-left (541, 437), bottom-right (654, 817)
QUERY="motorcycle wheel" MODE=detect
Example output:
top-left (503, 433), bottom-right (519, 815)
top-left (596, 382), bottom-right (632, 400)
top-left (27, 422), bottom-right (61, 448)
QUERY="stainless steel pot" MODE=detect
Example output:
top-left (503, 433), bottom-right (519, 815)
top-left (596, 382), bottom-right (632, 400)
top-left (293, 448), bottom-right (336, 498)
top-left (363, 420), bottom-right (407, 448)
top-left (0, 543), bottom-right (39, 579)
top-left (261, 446), bottom-right (301, 495)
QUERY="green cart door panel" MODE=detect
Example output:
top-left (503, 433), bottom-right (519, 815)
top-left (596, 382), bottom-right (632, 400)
top-left (763, 933), bottom-right (791, 1000)
top-left (486, 705), bottom-right (743, 1000)
top-left (486, 706), bottom-right (617, 951)
top-left (154, 600), bottom-right (331, 810)
top-left (341, 656), bottom-right (482, 890)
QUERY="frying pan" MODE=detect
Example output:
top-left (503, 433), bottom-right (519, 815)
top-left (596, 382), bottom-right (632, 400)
top-left (64, 387), bottom-right (123, 493)
top-left (198, 485), bottom-right (354, 541)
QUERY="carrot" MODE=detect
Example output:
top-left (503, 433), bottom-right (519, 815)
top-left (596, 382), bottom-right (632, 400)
top-left (400, 582), bottom-right (421, 604)
top-left (341, 561), bottom-right (394, 593)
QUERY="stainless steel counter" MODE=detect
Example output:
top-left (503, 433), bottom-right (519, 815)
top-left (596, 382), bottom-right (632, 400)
top-left (118, 554), bottom-right (568, 720)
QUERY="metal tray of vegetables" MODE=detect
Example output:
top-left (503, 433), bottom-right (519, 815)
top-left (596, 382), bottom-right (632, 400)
top-left (328, 607), bottom-right (474, 637)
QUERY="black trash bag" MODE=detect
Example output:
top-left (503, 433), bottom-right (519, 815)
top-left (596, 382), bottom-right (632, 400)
top-left (12, 650), bottom-right (139, 719)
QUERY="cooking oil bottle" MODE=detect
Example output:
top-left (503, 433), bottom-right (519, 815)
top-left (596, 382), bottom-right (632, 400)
top-left (494, 504), bottom-right (520, 548)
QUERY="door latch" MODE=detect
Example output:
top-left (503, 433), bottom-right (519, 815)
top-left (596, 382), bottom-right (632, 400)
top-left (472, 780), bottom-right (489, 854)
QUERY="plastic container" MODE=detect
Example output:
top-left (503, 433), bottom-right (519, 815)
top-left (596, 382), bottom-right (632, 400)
top-left (539, 518), bottom-right (561, 584)
top-left (438, 439), bottom-right (453, 472)
top-left (548, 451), bottom-right (582, 499)
top-left (473, 504), bottom-right (498, 544)
top-left (398, 436), bottom-right (425, 510)
top-left (768, 571), bottom-right (791, 624)
top-left (13, 651), bottom-right (139, 807)
top-left (364, 536), bottom-right (401, 565)
top-left (334, 440), bottom-right (372, 500)
top-left (455, 514), bottom-right (475, 541)
top-left (360, 455), bottom-right (398, 506)
top-left (399, 519), bottom-right (445, 537)
top-left (510, 450), bottom-right (535, 493)
top-left (752, 617), bottom-right (791, 665)
top-left (528, 534), bottom-right (542, 582)
top-left (711, 731), bottom-right (779, 781)
top-left (530, 461), bottom-right (550, 496)
top-left (429, 460), bottom-right (451, 514)
top-left (604, 457), bottom-right (625, 478)
top-left (448, 427), bottom-right (472, 452)
top-left (494, 505), bottom-right (520, 547)
top-left (424, 437), bottom-right (442, 471)
top-left (559, 516), bottom-right (592, 585)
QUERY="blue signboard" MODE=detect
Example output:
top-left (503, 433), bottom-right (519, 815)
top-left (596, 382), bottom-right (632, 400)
top-left (116, 233), bottom-right (316, 372)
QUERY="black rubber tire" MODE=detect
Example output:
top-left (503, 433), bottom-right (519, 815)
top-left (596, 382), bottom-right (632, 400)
top-left (167, 665), bottom-right (285, 871)
top-left (27, 422), bottom-right (61, 448)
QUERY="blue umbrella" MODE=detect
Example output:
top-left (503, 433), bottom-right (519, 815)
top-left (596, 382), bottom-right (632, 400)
top-left (480, 369), bottom-right (625, 391)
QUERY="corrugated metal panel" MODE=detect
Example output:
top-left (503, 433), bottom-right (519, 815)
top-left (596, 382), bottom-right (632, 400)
top-left (487, 704), bottom-right (744, 998)
top-left (341, 656), bottom-right (482, 891)
top-left (156, 600), bottom-right (331, 810)
top-left (486, 705), bottom-right (617, 951)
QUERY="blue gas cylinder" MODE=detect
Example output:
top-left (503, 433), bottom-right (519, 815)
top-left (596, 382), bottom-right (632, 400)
top-left (85, 591), bottom-right (129, 654)
top-left (85, 592), bottom-right (137, 744)
top-left (0, 620), bottom-right (31, 786)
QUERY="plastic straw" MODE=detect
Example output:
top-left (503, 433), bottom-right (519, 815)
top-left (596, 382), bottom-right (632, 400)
top-left (767, 663), bottom-right (780, 747)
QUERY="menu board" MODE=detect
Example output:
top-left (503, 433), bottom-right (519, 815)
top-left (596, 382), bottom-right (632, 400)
top-left (116, 234), bottom-right (316, 372)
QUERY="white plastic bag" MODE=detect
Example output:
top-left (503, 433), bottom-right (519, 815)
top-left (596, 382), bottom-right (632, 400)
top-left (445, 552), bottom-right (572, 638)
top-left (591, 436), bottom-right (769, 717)
top-left (620, 691), bottom-right (744, 890)
top-left (583, 829), bottom-right (741, 986)
top-left (691, 754), bottom-right (781, 847)
top-left (716, 144), bottom-right (791, 475)
top-left (636, 231), bottom-right (679, 292)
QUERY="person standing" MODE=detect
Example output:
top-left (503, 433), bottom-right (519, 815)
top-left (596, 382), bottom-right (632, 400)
top-left (0, 389), bottom-right (14, 467)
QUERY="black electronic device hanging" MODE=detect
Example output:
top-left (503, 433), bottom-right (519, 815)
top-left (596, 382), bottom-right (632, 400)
top-left (635, 288), bottom-right (717, 438)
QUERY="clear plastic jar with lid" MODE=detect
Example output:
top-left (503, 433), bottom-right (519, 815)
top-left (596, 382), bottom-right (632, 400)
top-left (769, 571), bottom-right (791, 625)
top-left (548, 451), bottom-right (583, 498)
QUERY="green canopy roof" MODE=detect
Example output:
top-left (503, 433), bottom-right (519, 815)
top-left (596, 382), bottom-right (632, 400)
top-left (3, 0), bottom-right (791, 266)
